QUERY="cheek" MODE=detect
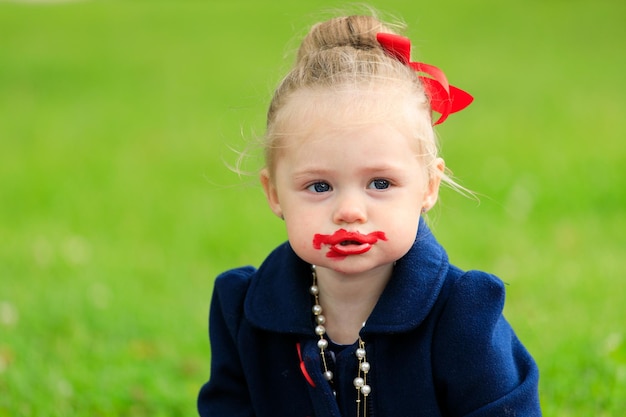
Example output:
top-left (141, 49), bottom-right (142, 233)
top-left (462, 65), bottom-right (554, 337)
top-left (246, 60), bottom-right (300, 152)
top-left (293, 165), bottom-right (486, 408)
top-left (283, 221), bottom-right (323, 265)
top-left (386, 212), bottom-right (420, 244)
top-left (284, 218), bottom-right (315, 250)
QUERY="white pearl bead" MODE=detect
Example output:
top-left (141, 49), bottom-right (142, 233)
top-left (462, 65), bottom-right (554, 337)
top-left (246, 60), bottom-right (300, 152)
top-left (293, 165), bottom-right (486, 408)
top-left (323, 370), bottom-right (333, 381)
top-left (360, 361), bottom-right (370, 373)
top-left (355, 348), bottom-right (366, 359)
top-left (309, 285), bottom-right (319, 295)
top-left (317, 338), bottom-right (328, 349)
top-left (361, 384), bottom-right (371, 396)
top-left (316, 314), bottom-right (326, 325)
top-left (353, 377), bottom-right (364, 388)
top-left (315, 325), bottom-right (326, 336)
top-left (312, 304), bottom-right (322, 315)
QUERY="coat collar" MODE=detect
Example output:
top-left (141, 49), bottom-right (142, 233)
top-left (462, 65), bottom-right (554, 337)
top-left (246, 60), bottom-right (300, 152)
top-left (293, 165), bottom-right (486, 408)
top-left (244, 218), bottom-right (449, 335)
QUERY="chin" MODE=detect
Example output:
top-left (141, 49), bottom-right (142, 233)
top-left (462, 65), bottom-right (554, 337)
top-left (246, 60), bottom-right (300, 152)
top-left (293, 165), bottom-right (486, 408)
top-left (321, 258), bottom-right (395, 276)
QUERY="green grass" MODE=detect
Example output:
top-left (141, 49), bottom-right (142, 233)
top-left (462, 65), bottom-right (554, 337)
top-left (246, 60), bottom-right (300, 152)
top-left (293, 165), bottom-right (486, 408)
top-left (1, 0), bottom-right (625, 416)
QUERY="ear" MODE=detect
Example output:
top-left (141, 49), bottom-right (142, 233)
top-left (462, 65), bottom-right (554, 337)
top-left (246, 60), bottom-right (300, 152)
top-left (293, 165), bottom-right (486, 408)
top-left (260, 168), bottom-right (283, 219)
top-left (422, 158), bottom-right (445, 211)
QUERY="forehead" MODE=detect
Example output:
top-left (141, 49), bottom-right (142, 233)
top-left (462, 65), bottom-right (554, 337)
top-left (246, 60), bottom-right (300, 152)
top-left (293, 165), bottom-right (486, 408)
top-left (273, 85), bottom-right (431, 140)
top-left (285, 122), bottom-right (421, 169)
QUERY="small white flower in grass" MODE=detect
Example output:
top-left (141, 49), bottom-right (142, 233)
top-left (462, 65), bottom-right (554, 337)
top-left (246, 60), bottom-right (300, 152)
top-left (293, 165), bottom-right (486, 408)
top-left (0, 301), bottom-right (18, 327)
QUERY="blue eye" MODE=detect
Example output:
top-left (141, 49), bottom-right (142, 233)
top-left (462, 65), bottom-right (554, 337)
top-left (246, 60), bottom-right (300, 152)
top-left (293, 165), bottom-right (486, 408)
top-left (368, 179), bottom-right (391, 190)
top-left (307, 182), bottom-right (332, 193)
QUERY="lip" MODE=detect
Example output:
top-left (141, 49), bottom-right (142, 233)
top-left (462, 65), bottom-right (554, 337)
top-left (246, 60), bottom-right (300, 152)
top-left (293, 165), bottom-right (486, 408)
top-left (313, 229), bottom-right (387, 258)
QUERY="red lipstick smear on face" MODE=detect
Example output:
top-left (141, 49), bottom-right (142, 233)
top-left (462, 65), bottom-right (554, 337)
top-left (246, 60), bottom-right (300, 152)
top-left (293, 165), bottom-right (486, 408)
top-left (313, 229), bottom-right (387, 258)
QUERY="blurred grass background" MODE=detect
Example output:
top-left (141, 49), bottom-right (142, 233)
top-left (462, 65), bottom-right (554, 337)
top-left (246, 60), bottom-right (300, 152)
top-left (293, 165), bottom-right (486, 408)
top-left (0, 0), bottom-right (624, 416)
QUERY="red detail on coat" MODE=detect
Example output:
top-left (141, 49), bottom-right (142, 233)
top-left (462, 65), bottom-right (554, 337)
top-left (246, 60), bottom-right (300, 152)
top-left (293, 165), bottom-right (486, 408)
top-left (296, 342), bottom-right (316, 387)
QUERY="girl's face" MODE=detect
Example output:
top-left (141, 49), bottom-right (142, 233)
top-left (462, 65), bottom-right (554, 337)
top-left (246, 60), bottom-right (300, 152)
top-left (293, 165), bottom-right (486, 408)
top-left (261, 91), bottom-right (443, 276)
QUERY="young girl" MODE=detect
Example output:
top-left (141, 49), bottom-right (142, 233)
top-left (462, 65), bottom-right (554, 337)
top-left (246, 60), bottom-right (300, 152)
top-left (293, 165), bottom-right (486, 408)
top-left (198, 13), bottom-right (541, 417)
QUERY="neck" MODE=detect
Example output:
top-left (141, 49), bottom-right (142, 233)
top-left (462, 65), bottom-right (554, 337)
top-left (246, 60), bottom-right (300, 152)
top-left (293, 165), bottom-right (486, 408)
top-left (314, 263), bottom-right (393, 344)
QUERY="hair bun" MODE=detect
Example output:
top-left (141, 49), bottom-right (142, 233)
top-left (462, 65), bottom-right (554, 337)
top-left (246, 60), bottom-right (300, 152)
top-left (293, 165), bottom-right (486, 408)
top-left (297, 15), bottom-right (392, 62)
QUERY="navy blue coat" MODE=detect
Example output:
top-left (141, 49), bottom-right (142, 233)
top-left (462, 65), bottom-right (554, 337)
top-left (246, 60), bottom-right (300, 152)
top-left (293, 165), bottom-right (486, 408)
top-left (198, 219), bottom-right (541, 416)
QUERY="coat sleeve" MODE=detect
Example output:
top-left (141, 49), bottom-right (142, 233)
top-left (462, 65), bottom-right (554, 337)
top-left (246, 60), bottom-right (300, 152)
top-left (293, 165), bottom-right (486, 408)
top-left (432, 271), bottom-right (542, 416)
top-left (197, 267), bottom-right (256, 417)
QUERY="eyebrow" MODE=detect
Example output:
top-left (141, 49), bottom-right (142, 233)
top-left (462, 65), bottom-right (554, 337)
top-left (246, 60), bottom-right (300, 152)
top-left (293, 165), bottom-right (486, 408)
top-left (292, 164), bottom-right (405, 179)
top-left (292, 167), bottom-right (333, 179)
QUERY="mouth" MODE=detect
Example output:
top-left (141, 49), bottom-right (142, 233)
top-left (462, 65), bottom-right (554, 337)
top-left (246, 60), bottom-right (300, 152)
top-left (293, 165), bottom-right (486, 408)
top-left (339, 240), bottom-right (363, 246)
top-left (313, 229), bottom-right (387, 258)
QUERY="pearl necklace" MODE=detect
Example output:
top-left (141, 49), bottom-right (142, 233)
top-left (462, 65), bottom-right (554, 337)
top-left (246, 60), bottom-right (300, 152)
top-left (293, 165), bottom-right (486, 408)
top-left (310, 265), bottom-right (371, 417)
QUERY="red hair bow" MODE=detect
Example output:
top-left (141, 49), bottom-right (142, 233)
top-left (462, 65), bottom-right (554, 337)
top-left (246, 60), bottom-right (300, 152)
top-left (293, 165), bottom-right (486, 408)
top-left (376, 32), bottom-right (473, 125)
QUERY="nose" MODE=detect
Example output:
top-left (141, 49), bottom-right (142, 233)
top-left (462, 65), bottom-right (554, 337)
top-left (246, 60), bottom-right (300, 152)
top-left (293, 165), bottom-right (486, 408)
top-left (332, 190), bottom-right (367, 225)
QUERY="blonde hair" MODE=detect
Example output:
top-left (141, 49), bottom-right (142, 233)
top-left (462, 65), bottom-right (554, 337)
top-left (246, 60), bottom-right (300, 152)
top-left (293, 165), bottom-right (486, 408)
top-left (262, 13), bottom-right (467, 194)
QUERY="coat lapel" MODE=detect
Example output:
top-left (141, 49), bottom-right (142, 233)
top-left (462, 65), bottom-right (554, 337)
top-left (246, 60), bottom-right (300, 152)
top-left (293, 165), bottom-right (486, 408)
top-left (363, 220), bottom-right (449, 335)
